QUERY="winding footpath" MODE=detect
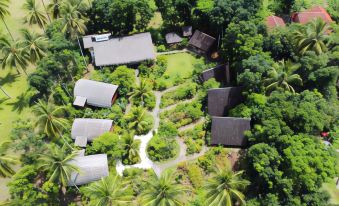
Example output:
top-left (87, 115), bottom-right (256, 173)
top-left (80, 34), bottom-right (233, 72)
top-left (116, 75), bottom-right (208, 176)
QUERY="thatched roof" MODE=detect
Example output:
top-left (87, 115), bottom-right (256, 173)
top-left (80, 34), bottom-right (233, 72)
top-left (82, 32), bottom-right (156, 66)
top-left (208, 87), bottom-right (244, 117)
top-left (292, 6), bottom-right (333, 24)
top-left (200, 64), bottom-right (229, 84)
top-left (71, 118), bottom-right (113, 141)
top-left (182, 26), bottom-right (192, 36)
top-left (188, 30), bottom-right (215, 52)
top-left (68, 154), bottom-right (109, 186)
top-left (211, 117), bottom-right (251, 147)
top-left (266, 16), bottom-right (286, 30)
top-left (73, 79), bottom-right (118, 108)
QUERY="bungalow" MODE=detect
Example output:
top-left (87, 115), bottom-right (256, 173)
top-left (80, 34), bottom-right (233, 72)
top-left (200, 64), bottom-right (230, 85)
top-left (71, 118), bottom-right (113, 147)
top-left (82, 32), bottom-right (156, 66)
top-left (291, 6), bottom-right (333, 24)
top-left (266, 15), bottom-right (286, 31)
top-left (165, 32), bottom-right (183, 45)
top-left (68, 154), bottom-right (109, 186)
top-left (182, 26), bottom-right (193, 37)
top-left (188, 30), bottom-right (216, 54)
top-left (207, 87), bottom-right (244, 117)
top-left (73, 79), bottom-right (118, 108)
top-left (211, 117), bottom-right (251, 147)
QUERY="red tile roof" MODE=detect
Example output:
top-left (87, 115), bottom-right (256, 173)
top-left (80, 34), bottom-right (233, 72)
top-left (266, 16), bottom-right (286, 30)
top-left (292, 6), bottom-right (333, 24)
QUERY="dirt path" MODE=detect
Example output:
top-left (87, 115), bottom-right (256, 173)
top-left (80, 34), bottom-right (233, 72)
top-left (157, 49), bottom-right (187, 56)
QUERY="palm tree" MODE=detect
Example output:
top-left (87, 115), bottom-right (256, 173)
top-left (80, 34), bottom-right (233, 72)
top-left (126, 106), bottom-right (149, 134)
top-left (23, 0), bottom-right (48, 32)
top-left (40, 0), bottom-right (51, 22)
top-left (122, 132), bottom-right (139, 163)
top-left (294, 18), bottom-right (329, 55)
top-left (264, 60), bottom-right (302, 94)
top-left (0, 36), bottom-right (29, 75)
top-left (0, 0), bottom-right (13, 40)
top-left (128, 79), bottom-right (152, 105)
top-left (204, 167), bottom-right (250, 206)
top-left (59, 1), bottom-right (87, 40)
top-left (0, 142), bottom-right (18, 178)
top-left (38, 144), bottom-right (79, 203)
top-left (83, 175), bottom-right (133, 206)
top-left (140, 170), bottom-right (188, 206)
top-left (32, 98), bottom-right (71, 147)
top-left (20, 29), bottom-right (48, 63)
top-left (47, 0), bottom-right (62, 19)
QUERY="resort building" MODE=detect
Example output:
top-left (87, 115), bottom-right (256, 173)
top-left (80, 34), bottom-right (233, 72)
top-left (291, 6), bottom-right (333, 24)
top-left (165, 32), bottom-right (183, 44)
top-left (68, 154), bottom-right (109, 186)
top-left (71, 118), bottom-right (113, 147)
top-left (73, 79), bottom-right (118, 108)
top-left (210, 117), bottom-right (251, 147)
top-left (182, 26), bottom-right (193, 37)
top-left (200, 64), bottom-right (230, 85)
top-left (82, 32), bottom-right (156, 66)
top-left (188, 30), bottom-right (216, 54)
top-left (266, 15), bottom-right (286, 30)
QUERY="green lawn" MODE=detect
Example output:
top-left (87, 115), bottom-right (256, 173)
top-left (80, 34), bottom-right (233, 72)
top-left (322, 180), bottom-right (339, 204)
top-left (160, 52), bottom-right (198, 87)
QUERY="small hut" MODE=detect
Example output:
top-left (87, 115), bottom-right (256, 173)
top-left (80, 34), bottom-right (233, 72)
top-left (188, 30), bottom-right (216, 54)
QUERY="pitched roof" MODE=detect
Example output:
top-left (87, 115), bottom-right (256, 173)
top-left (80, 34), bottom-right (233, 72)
top-left (165, 32), bottom-right (183, 44)
top-left (200, 64), bottom-right (229, 83)
top-left (82, 32), bottom-right (156, 66)
top-left (211, 117), bottom-right (251, 147)
top-left (71, 118), bottom-right (113, 141)
top-left (182, 26), bottom-right (193, 36)
top-left (292, 6), bottom-right (333, 24)
top-left (73, 79), bottom-right (118, 108)
top-left (208, 87), bottom-right (244, 117)
top-left (188, 30), bottom-right (216, 52)
top-left (68, 154), bottom-right (109, 186)
top-left (266, 16), bottom-right (286, 30)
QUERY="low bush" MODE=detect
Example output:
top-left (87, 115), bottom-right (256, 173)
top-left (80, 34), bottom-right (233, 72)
top-left (160, 82), bottom-right (197, 108)
top-left (179, 124), bottom-right (206, 154)
top-left (158, 121), bottom-right (178, 138)
top-left (187, 164), bottom-right (204, 188)
top-left (147, 135), bottom-right (178, 162)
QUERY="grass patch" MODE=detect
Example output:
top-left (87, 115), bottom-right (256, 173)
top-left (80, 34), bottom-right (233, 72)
top-left (160, 82), bottom-right (197, 108)
top-left (322, 180), bottom-right (339, 204)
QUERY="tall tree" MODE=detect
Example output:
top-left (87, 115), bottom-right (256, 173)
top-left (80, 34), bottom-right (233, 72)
top-left (0, 0), bottom-right (14, 40)
top-left (140, 170), bottom-right (188, 206)
top-left (264, 60), bottom-right (302, 94)
top-left (128, 79), bottom-right (152, 105)
top-left (40, 0), bottom-right (51, 22)
top-left (83, 175), bottom-right (133, 206)
top-left (204, 166), bottom-right (250, 206)
top-left (122, 132), bottom-right (139, 163)
top-left (47, 0), bottom-right (62, 19)
top-left (20, 28), bottom-right (48, 63)
top-left (23, 0), bottom-right (48, 31)
top-left (32, 97), bottom-right (70, 146)
top-left (38, 144), bottom-right (79, 203)
top-left (0, 141), bottom-right (18, 177)
top-left (0, 36), bottom-right (29, 75)
top-left (125, 106), bottom-right (150, 135)
top-left (60, 1), bottom-right (87, 39)
top-left (294, 18), bottom-right (329, 55)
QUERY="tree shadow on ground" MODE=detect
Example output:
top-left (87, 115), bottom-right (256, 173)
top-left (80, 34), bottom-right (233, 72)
top-left (7, 92), bottom-right (30, 114)
top-left (0, 72), bottom-right (20, 86)
top-left (0, 97), bottom-right (10, 111)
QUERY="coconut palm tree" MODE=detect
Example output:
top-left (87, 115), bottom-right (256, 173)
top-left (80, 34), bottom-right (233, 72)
top-left (20, 29), bottom-right (48, 63)
top-left (0, 0), bottom-right (14, 40)
top-left (294, 18), bottom-right (329, 55)
top-left (128, 79), bottom-right (152, 105)
top-left (204, 167), bottom-right (250, 206)
top-left (0, 141), bottom-right (18, 178)
top-left (38, 144), bottom-right (79, 203)
top-left (122, 132), bottom-right (139, 163)
top-left (140, 170), bottom-right (188, 206)
top-left (83, 175), bottom-right (133, 206)
top-left (264, 59), bottom-right (302, 94)
top-left (126, 106), bottom-right (150, 135)
top-left (47, 0), bottom-right (62, 19)
top-left (0, 36), bottom-right (29, 75)
top-left (23, 0), bottom-right (48, 32)
top-left (32, 98), bottom-right (70, 147)
top-left (59, 1), bottom-right (87, 40)
top-left (40, 0), bottom-right (51, 22)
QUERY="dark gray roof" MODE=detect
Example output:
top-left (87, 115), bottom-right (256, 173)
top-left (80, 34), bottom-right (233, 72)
top-left (201, 64), bottom-right (229, 83)
top-left (165, 32), bottom-right (183, 44)
top-left (82, 32), bottom-right (156, 66)
top-left (208, 87), bottom-right (244, 117)
top-left (188, 30), bottom-right (215, 52)
top-left (182, 26), bottom-right (193, 36)
top-left (71, 118), bottom-right (113, 141)
top-left (211, 117), bottom-right (251, 147)
top-left (68, 154), bottom-right (109, 186)
top-left (73, 79), bottom-right (118, 108)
